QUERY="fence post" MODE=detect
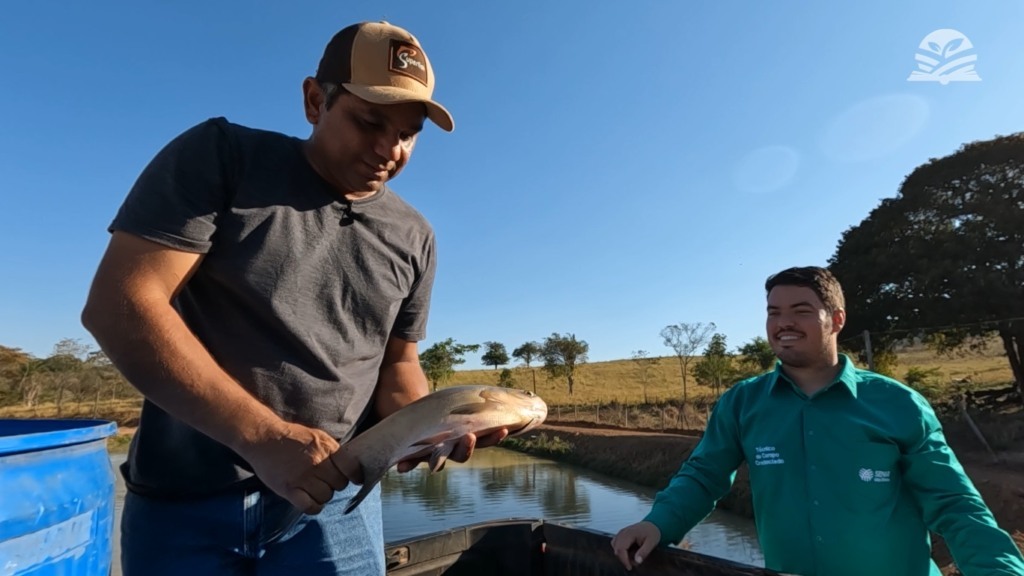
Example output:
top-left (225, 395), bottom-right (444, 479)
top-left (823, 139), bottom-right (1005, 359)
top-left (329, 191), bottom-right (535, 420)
top-left (959, 396), bottom-right (1001, 464)
top-left (862, 330), bottom-right (875, 371)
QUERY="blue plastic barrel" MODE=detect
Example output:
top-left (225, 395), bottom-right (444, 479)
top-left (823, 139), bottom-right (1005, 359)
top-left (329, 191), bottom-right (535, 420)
top-left (0, 419), bottom-right (118, 575)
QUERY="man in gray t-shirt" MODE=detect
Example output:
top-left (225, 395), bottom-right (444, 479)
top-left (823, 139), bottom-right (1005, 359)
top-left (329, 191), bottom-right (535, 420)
top-left (82, 21), bottom-right (506, 576)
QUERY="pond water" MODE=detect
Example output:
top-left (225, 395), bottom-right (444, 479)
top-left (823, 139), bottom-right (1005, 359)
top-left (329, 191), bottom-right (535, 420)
top-left (109, 449), bottom-right (763, 574)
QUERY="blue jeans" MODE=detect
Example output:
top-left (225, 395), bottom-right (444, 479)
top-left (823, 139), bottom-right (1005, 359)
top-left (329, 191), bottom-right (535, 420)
top-left (120, 482), bottom-right (385, 576)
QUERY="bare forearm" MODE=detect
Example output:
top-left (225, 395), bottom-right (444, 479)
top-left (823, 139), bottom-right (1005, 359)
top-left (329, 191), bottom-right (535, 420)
top-left (374, 359), bottom-right (429, 418)
top-left (83, 293), bottom-right (285, 453)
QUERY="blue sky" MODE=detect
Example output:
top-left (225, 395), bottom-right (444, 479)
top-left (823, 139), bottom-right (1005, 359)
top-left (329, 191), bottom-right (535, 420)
top-left (1, 1), bottom-right (1021, 369)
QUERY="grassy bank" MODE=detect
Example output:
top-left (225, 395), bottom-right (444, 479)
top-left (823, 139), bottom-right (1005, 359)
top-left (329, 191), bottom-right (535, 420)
top-left (1, 339), bottom-right (1015, 421)
top-left (501, 425), bottom-right (755, 518)
top-left (2, 341), bottom-right (1017, 463)
top-left (107, 433), bottom-right (132, 453)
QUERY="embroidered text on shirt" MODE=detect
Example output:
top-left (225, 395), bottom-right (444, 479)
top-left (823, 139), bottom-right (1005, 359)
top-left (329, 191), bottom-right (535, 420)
top-left (754, 445), bottom-right (785, 466)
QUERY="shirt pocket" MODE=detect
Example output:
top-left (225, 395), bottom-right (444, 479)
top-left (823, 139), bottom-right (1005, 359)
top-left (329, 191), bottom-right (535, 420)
top-left (836, 442), bottom-right (901, 515)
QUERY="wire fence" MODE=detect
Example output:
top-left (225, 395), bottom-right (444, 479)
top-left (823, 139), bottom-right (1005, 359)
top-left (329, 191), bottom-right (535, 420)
top-left (543, 383), bottom-right (1021, 434)
top-left (545, 398), bottom-right (720, 433)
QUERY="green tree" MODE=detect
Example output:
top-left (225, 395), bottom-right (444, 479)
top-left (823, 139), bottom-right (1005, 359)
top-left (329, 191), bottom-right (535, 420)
top-left (17, 358), bottom-right (49, 407)
top-left (82, 350), bottom-right (128, 414)
top-left (47, 338), bottom-right (92, 416)
top-left (512, 341), bottom-right (542, 394)
top-left (660, 322), bottom-right (715, 403)
top-left (828, 133), bottom-right (1024, 405)
top-left (0, 346), bottom-right (34, 406)
top-left (737, 334), bottom-right (774, 375)
top-left (541, 333), bottom-right (589, 396)
top-left (630, 350), bottom-right (661, 403)
top-left (903, 366), bottom-right (944, 403)
top-left (481, 341), bottom-right (510, 370)
top-left (693, 333), bottom-right (734, 396)
top-left (497, 368), bottom-right (516, 388)
top-left (419, 338), bottom-right (480, 392)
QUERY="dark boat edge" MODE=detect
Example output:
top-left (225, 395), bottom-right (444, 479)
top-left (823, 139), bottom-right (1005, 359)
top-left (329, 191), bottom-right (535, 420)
top-left (383, 518), bottom-right (790, 576)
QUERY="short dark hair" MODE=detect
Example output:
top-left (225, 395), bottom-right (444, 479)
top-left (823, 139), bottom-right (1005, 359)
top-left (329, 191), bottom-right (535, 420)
top-left (765, 266), bottom-right (845, 313)
top-left (319, 81), bottom-right (350, 110)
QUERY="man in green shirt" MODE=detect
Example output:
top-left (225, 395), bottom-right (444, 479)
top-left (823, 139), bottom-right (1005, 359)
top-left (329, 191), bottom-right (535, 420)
top-left (611, 266), bottom-right (1024, 576)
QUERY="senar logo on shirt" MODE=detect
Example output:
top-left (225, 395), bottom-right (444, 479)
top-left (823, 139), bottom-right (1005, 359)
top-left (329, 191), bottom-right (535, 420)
top-left (858, 468), bottom-right (891, 482)
top-left (754, 445), bottom-right (785, 466)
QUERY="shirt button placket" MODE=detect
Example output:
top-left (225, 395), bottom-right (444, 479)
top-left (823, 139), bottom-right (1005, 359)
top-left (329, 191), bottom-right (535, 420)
top-left (805, 405), bottom-right (825, 568)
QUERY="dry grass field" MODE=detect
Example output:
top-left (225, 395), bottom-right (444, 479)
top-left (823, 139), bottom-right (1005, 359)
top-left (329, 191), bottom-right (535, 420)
top-left (0, 398), bottom-right (142, 424)
top-left (446, 340), bottom-right (1015, 408)
top-left (1, 339), bottom-right (1015, 433)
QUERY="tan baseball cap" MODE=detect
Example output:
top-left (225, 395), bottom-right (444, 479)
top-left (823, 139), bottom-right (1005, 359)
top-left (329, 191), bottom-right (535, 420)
top-left (315, 21), bottom-right (454, 132)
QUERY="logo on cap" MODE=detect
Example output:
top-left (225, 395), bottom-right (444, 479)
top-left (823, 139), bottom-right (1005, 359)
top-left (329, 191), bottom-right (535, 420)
top-left (389, 40), bottom-right (429, 86)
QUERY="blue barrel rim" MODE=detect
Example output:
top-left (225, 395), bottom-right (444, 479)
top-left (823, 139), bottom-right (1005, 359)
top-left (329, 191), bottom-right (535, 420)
top-left (0, 419), bottom-right (118, 456)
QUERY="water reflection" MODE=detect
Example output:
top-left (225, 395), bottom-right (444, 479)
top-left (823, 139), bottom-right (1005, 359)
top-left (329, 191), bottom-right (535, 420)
top-left (110, 448), bottom-right (764, 575)
top-left (380, 452), bottom-right (594, 533)
top-left (378, 448), bottom-right (763, 567)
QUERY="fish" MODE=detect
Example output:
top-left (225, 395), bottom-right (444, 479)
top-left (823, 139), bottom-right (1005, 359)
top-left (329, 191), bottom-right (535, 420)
top-left (337, 385), bottom-right (548, 514)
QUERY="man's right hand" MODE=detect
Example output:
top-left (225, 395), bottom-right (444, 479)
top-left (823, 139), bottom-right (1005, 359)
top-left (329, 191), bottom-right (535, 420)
top-left (611, 521), bottom-right (661, 570)
top-left (236, 422), bottom-right (351, 515)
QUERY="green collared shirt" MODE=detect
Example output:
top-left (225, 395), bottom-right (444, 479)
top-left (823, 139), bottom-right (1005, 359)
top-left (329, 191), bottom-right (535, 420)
top-left (645, 355), bottom-right (1024, 576)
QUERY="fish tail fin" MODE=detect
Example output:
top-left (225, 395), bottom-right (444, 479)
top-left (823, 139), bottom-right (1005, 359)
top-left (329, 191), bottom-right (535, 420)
top-left (344, 468), bottom-right (385, 515)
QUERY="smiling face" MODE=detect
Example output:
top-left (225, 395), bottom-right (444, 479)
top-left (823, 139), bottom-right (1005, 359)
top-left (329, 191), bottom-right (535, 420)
top-left (766, 284), bottom-right (846, 369)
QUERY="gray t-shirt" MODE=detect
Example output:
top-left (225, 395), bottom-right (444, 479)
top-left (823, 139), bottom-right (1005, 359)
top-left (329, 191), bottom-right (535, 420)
top-left (110, 117), bottom-right (436, 497)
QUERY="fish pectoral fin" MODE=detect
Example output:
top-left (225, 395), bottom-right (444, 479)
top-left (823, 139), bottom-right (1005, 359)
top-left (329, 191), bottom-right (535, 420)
top-left (428, 452), bottom-right (448, 473)
top-left (428, 442), bottom-right (456, 473)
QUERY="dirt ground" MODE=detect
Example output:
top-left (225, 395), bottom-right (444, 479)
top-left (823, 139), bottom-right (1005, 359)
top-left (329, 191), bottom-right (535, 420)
top-left (520, 421), bottom-right (1024, 575)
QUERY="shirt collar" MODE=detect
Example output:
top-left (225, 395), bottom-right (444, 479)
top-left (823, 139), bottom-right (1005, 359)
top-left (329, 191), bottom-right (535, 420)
top-left (769, 354), bottom-right (860, 399)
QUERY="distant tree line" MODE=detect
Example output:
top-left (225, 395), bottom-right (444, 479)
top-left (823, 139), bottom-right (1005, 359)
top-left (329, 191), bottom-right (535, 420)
top-left (419, 333), bottom-right (590, 395)
top-left (420, 325), bottom-right (778, 402)
top-left (0, 339), bottom-right (134, 413)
